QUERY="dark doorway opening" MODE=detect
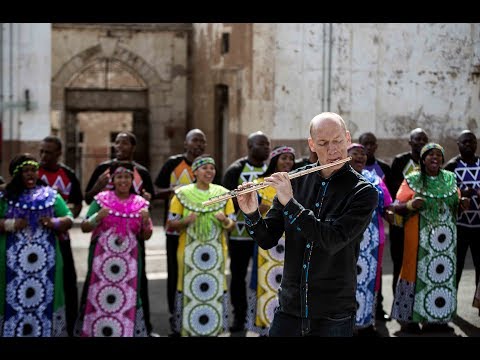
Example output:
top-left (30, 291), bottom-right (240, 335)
top-left (214, 84), bottom-right (229, 178)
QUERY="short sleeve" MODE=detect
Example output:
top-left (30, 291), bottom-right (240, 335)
top-left (225, 199), bottom-right (235, 217)
top-left (395, 179), bottom-right (415, 203)
top-left (169, 195), bottom-right (184, 216)
top-left (85, 200), bottom-right (101, 218)
top-left (54, 194), bottom-right (74, 218)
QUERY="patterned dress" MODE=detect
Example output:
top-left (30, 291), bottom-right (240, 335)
top-left (355, 170), bottom-right (392, 328)
top-left (391, 170), bottom-right (459, 324)
top-left (0, 186), bottom-right (72, 337)
top-left (246, 180), bottom-right (285, 336)
top-left (169, 183), bottom-right (235, 336)
top-left (75, 190), bottom-right (151, 337)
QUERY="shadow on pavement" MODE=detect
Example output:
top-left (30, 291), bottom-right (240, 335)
top-left (453, 315), bottom-right (480, 337)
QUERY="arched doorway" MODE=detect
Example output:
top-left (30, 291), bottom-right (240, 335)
top-left (64, 58), bottom-right (149, 187)
top-left (52, 45), bottom-right (169, 189)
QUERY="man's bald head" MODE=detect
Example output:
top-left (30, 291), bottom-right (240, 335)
top-left (456, 129), bottom-right (477, 159)
top-left (457, 129), bottom-right (475, 141)
top-left (186, 128), bottom-right (206, 142)
top-left (184, 128), bottom-right (207, 161)
top-left (307, 112), bottom-right (351, 177)
top-left (247, 131), bottom-right (268, 148)
top-left (309, 112), bottom-right (347, 138)
top-left (408, 128), bottom-right (428, 158)
top-left (246, 131), bottom-right (270, 163)
top-left (409, 128), bottom-right (427, 141)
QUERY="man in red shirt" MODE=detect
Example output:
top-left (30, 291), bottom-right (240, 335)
top-left (38, 135), bottom-right (83, 336)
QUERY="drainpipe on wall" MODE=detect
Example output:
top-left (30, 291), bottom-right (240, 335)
top-left (8, 23), bottom-right (13, 158)
top-left (321, 23), bottom-right (326, 111)
top-left (327, 23), bottom-right (333, 111)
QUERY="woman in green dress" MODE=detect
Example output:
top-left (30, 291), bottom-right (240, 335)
top-left (391, 143), bottom-right (468, 333)
top-left (167, 155), bottom-right (235, 336)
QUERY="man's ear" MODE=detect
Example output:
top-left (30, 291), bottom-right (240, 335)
top-left (308, 137), bottom-right (315, 152)
top-left (345, 131), bottom-right (352, 146)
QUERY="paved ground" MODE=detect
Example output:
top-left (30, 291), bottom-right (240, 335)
top-left (71, 202), bottom-right (480, 337)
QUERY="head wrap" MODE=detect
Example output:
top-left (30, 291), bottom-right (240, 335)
top-left (269, 146), bottom-right (295, 160)
top-left (12, 160), bottom-right (39, 176)
top-left (192, 156), bottom-right (216, 172)
top-left (420, 142), bottom-right (445, 160)
top-left (112, 166), bottom-right (134, 177)
top-left (347, 143), bottom-right (365, 152)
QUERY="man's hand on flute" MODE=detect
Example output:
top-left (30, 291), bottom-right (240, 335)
top-left (236, 181), bottom-right (260, 214)
top-left (264, 172), bottom-right (294, 206)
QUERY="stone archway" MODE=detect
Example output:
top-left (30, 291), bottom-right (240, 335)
top-left (51, 43), bottom-right (172, 181)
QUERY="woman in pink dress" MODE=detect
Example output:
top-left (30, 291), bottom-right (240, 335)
top-left (75, 161), bottom-right (153, 337)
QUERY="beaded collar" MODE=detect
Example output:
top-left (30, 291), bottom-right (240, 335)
top-left (6, 185), bottom-right (57, 210)
top-left (94, 190), bottom-right (149, 218)
top-left (405, 169), bottom-right (457, 198)
top-left (175, 183), bottom-right (227, 213)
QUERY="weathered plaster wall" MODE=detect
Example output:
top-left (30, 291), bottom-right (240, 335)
top-left (273, 23), bottom-right (480, 162)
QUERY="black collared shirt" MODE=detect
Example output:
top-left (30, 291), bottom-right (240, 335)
top-left (244, 162), bottom-right (378, 319)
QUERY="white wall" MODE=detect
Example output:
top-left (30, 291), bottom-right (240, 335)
top-left (271, 23), bottom-right (480, 140)
top-left (1, 23), bottom-right (51, 141)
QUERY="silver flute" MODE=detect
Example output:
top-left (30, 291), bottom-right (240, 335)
top-left (202, 157), bottom-right (352, 206)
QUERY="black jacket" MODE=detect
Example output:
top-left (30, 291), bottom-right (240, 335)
top-left (244, 162), bottom-right (378, 318)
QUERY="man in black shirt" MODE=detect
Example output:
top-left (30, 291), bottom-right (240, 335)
top-left (84, 131), bottom-right (156, 335)
top-left (358, 131), bottom-right (393, 321)
top-left (444, 130), bottom-right (480, 291)
top-left (237, 112), bottom-right (378, 336)
top-left (85, 132), bottom-right (154, 204)
top-left (222, 131), bottom-right (271, 332)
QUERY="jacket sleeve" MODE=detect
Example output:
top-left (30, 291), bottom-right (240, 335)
top-left (243, 197), bottom-right (286, 250)
top-left (282, 184), bottom-right (378, 255)
top-left (63, 165), bottom-right (84, 205)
